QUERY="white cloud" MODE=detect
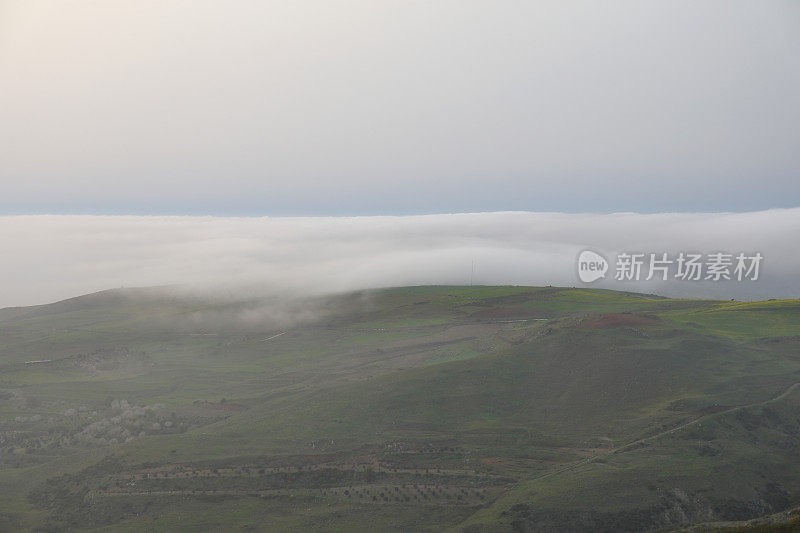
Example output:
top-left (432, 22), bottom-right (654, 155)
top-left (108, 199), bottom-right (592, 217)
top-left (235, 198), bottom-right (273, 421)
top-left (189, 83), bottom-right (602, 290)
top-left (0, 210), bottom-right (797, 308)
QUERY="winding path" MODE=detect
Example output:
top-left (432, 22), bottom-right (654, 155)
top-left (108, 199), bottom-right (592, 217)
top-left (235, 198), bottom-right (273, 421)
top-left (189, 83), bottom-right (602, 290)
top-left (530, 381), bottom-right (800, 483)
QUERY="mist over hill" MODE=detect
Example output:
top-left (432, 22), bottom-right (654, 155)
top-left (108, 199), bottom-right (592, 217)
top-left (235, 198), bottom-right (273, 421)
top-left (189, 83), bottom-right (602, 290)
top-left (2, 209), bottom-right (799, 309)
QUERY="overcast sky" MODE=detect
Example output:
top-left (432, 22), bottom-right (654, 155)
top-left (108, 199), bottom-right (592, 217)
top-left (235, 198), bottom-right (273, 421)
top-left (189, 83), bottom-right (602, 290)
top-left (1, 1), bottom-right (799, 215)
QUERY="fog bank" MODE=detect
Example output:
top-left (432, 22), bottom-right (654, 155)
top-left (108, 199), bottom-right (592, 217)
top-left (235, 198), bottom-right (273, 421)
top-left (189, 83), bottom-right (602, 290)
top-left (1, 210), bottom-right (798, 308)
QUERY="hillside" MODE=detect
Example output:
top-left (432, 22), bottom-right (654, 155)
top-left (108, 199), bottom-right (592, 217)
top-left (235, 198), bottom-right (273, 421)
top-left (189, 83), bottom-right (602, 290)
top-left (1, 286), bottom-right (799, 531)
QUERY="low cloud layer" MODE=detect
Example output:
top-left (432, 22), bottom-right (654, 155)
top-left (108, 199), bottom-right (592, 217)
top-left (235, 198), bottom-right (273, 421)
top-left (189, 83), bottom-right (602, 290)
top-left (1, 210), bottom-right (798, 308)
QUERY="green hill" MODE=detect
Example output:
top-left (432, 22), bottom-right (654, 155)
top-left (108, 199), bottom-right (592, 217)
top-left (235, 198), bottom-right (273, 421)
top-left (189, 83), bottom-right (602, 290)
top-left (1, 286), bottom-right (799, 531)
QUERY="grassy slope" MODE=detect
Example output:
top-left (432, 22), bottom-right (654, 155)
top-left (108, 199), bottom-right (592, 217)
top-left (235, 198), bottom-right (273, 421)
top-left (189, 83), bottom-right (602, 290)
top-left (1, 286), bottom-right (799, 531)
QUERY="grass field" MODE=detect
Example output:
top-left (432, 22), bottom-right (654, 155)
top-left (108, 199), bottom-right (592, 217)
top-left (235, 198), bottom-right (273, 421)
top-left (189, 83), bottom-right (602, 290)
top-left (1, 285), bottom-right (799, 531)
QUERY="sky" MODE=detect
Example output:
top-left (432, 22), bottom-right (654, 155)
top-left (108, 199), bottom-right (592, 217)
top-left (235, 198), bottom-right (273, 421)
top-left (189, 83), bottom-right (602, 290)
top-left (0, 2), bottom-right (798, 306)
top-left (1, 1), bottom-right (799, 215)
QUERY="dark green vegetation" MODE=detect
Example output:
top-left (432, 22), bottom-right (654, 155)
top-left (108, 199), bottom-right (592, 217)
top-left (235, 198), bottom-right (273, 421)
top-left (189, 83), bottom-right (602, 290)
top-left (1, 285), bottom-right (799, 532)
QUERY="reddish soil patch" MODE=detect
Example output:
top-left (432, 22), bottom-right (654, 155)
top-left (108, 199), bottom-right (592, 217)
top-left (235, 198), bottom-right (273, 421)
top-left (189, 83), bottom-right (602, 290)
top-left (470, 307), bottom-right (548, 320)
top-left (581, 313), bottom-right (660, 329)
